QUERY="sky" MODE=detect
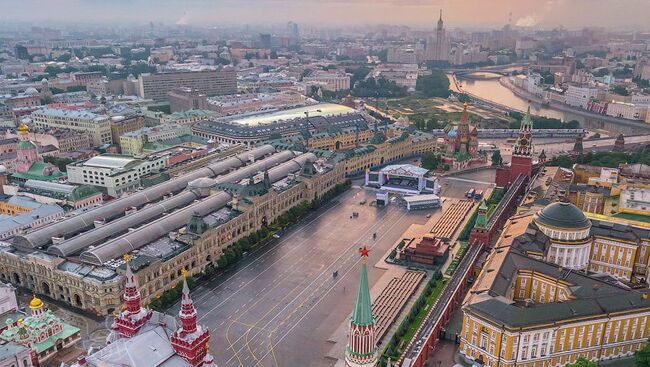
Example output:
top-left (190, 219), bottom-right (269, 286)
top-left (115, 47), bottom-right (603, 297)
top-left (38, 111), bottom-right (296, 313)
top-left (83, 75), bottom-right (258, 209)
top-left (1, 0), bottom-right (647, 30)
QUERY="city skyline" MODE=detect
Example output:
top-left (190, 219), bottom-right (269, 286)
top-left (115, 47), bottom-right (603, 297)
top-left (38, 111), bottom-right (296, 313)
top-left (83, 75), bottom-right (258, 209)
top-left (1, 0), bottom-right (649, 30)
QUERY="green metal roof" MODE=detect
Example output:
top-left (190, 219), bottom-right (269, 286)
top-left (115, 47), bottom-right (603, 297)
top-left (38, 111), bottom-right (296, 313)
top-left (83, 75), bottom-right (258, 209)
top-left (69, 185), bottom-right (101, 202)
top-left (535, 202), bottom-right (590, 230)
top-left (352, 262), bottom-right (374, 326)
top-left (11, 162), bottom-right (66, 182)
top-left (17, 140), bottom-right (37, 150)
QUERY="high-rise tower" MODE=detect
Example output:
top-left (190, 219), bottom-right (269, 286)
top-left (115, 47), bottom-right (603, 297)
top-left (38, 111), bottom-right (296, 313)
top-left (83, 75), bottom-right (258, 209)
top-left (425, 9), bottom-right (450, 62)
top-left (345, 247), bottom-right (378, 367)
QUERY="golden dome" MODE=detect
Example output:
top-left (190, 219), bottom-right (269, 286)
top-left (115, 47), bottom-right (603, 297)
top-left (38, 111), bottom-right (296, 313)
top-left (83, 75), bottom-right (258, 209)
top-left (29, 295), bottom-right (44, 309)
top-left (17, 123), bottom-right (29, 135)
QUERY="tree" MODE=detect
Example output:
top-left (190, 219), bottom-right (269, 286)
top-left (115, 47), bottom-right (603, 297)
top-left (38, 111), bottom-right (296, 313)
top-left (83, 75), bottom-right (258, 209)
top-left (612, 85), bottom-right (629, 96)
top-left (43, 156), bottom-right (73, 172)
top-left (547, 155), bottom-right (574, 168)
top-left (491, 150), bottom-right (503, 166)
top-left (421, 152), bottom-right (441, 171)
top-left (635, 338), bottom-right (650, 367)
top-left (565, 357), bottom-right (597, 367)
top-left (458, 93), bottom-right (471, 103)
top-left (415, 69), bottom-right (450, 98)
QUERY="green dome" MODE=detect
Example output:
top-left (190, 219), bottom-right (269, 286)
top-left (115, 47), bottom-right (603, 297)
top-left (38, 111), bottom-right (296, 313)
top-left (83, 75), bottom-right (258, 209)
top-left (535, 202), bottom-right (590, 230)
top-left (17, 140), bottom-right (36, 150)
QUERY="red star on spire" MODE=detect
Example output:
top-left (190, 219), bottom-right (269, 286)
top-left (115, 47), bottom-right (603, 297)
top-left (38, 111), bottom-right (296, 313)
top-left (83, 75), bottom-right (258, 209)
top-left (360, 246), bottom-right (369, 258)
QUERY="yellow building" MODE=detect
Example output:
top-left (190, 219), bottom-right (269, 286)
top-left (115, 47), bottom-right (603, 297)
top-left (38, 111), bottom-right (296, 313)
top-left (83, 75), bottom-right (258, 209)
top-left (510, 201), bottom-right (650, 285)
top-left (460, 212), bottom-right (650, 367)
top-left (0, 199), bottom-right (32, 216)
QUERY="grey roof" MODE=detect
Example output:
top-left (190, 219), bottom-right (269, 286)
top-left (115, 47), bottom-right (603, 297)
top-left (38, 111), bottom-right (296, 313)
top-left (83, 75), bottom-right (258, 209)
top-left (47, 150), bottom-right (296, 258)
top-left (535, 201), bottom-right (591, 230)
top-left (79, 191), bottom-right (233, 265)
top-left (77, 152), bottom-right (315, 265)
top-left (193, 110), bottom-right (371, 139)
top-left (86, 312), bottom-right (185, 367)
top-left (468, 251), bottom-right (650, 328)
top-left (0, 202), bottom-right (64, 235)
top-left (24, 179), bottom-right (76, 195)
top-left (0, 341), bottom-right (30, 361)
top-left (47, 190), bottom-right (202, 257)
top-left (12, 145), bottom-right (276, 249)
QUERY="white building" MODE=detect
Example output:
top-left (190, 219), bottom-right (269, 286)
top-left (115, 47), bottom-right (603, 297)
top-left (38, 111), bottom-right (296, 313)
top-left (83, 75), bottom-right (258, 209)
top-left (0, 342), bottom-right (35, 367)
top-left (606, 101), bottom-right (648, 121)
top-left (66, 155), bottom-right (167, 197)
top-left (631, 94), bottom-right (650, 106)
top-left (565, 85), bottom-right (601, 109)
top-left (303, 72), bottom-right (351, 91)
top-left (387, 47), bottom-right (419, 64)
top-left (0, 282), bottom-right (17, 316)
top-left (365, 164), bottom-right (437, 196)
top-left (206, 92), bottom-right (310, 116)
top-left (30, 107), bottom-right (112, 146)
top-left (370, 64), bottom-right (419, 92)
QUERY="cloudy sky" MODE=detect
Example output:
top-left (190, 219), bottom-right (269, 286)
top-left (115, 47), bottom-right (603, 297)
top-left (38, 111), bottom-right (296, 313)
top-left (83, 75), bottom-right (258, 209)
top-left (1, 0), bottom-right (647, 30)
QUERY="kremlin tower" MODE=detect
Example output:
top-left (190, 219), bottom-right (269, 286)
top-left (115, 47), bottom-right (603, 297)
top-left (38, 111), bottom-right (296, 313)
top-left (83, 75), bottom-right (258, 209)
top-left (113, 254), bottom-right (153, 338)
top-left (170, 269), bottom-right (211, 366)
top-left (345, 247), bottom-right (378, 367)
top-left (495, 104), bottom-right (535, 187)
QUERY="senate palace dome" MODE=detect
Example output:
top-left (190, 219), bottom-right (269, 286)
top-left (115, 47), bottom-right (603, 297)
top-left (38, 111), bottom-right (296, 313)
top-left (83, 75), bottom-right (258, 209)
top-left (534, 201), bottom-right (592, 270)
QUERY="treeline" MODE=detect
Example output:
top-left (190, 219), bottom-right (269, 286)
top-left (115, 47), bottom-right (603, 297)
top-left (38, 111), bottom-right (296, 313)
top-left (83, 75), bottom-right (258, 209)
top-left (151, 180), bottom-right (352, 311)
top-left (215, 180), bottom-right (352, 270)
top-left (508, 112), bottom-right (580, 129)
top-left (415, 69), bottom-right (451, 98)
top-left (352, 77), bottom-right (408, 98)
top-left (548, 147), bottom-right (650, 169)
top-left (380, 272), bottom-right (445, 365)
top-left (149, 275), bottom-right (198, 311)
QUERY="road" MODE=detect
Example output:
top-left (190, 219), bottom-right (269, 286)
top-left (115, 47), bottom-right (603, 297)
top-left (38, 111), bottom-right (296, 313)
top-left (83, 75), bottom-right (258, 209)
top-left (172, 186), bottom-right (429, 367)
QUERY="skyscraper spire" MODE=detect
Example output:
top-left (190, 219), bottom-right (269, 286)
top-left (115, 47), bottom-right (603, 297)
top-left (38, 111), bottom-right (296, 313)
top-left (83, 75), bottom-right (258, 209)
top-left (437, 9), bottom-right (444, 31)
top-left (345, 247), bottom-right (377, 367)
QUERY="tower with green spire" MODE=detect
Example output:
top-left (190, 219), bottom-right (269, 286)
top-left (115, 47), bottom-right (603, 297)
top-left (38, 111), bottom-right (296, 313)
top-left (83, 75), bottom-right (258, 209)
top-left (475, 200), bottom-right (488, 229)
top-left (345, 247), bottom-right (378, 367)
top-left (513, 104), bottom-right (534, 157)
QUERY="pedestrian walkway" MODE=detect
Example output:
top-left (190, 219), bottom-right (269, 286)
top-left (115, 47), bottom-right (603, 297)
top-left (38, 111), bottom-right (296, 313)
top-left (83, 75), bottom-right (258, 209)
top-left (443, 177), bottom-right (495, 186)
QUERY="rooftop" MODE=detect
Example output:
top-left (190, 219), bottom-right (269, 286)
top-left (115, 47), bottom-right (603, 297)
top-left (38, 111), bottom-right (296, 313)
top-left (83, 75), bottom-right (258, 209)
top-left (222, 103), bottom-right (355, 126)
top-left (466, 212), bottom-right (650, 329)
top-left (82, 155), bottom-right (140, 169)
top-left (379, 164), bottom-right (428, 177)
top-left (32, 107), bottom-right (109, 122)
